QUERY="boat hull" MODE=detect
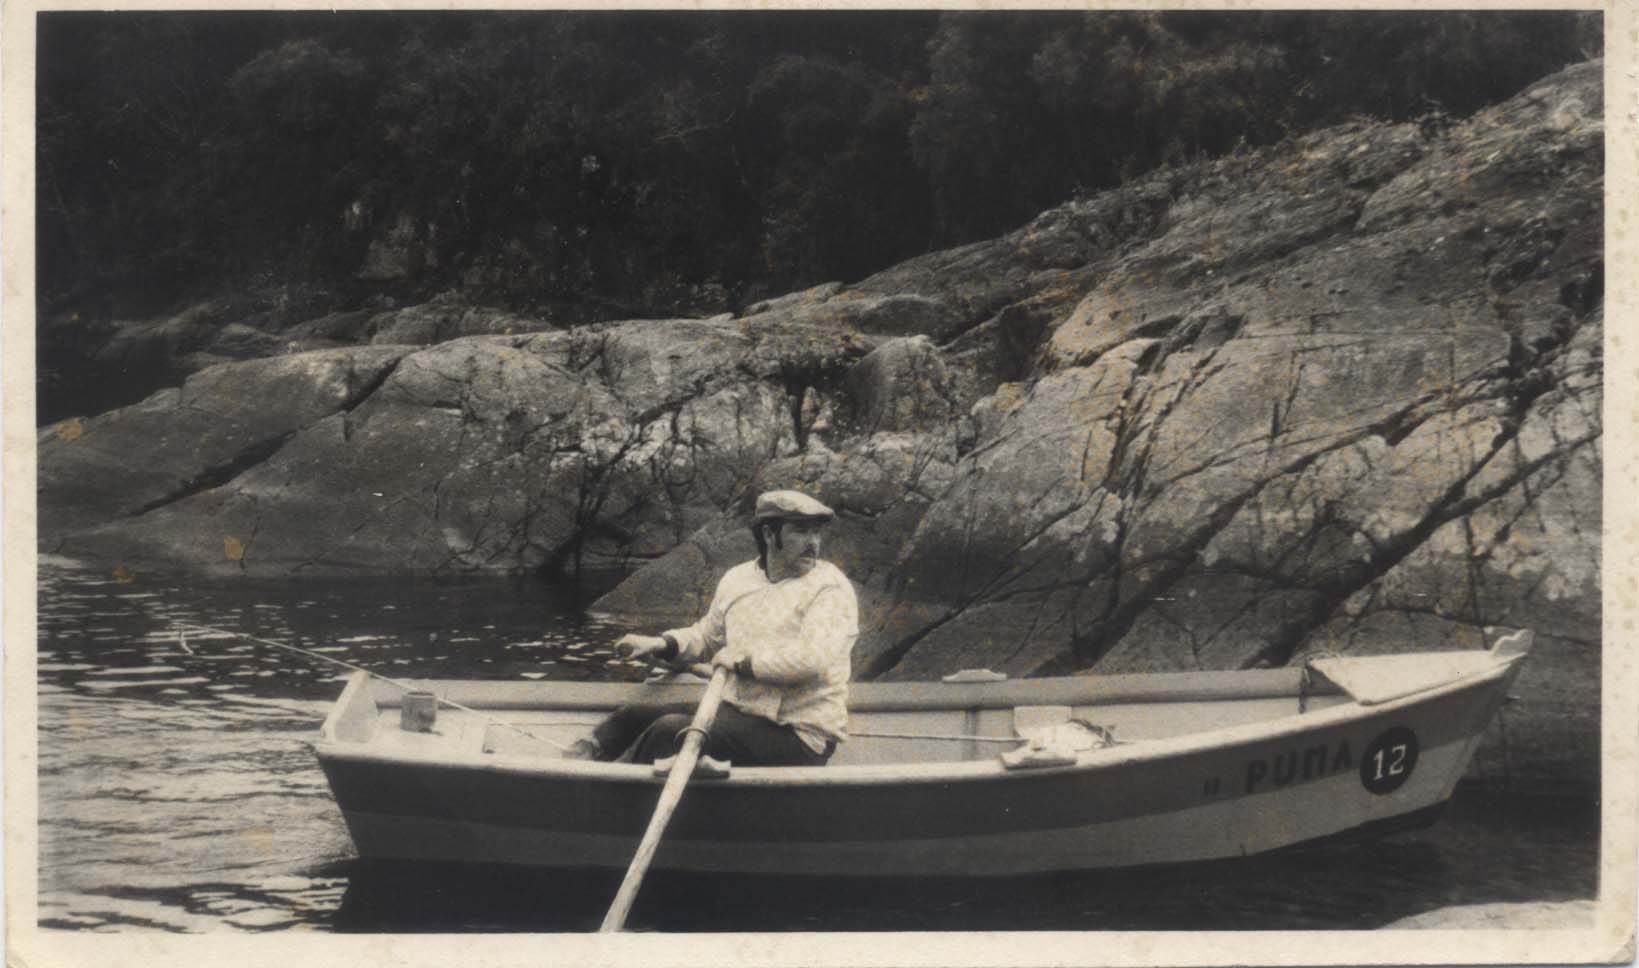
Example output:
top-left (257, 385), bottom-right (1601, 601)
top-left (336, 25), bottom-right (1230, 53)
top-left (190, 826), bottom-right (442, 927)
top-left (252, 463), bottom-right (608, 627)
top-left (314, 651), bottom-right (1521, 877)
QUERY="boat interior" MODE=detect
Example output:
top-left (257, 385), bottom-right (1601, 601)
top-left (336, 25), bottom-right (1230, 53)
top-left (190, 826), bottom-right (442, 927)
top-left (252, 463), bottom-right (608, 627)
top-left (323, 665), bottom-right (1365, 768)
top-left (319, 633), bottom-right (1527, 769)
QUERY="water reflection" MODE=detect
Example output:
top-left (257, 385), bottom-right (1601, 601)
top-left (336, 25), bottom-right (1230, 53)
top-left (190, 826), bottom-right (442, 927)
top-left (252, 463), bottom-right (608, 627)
top-left (329, 795), bottom-right (1593, 933)
top-left (36, 555), bottom-right (631, 932)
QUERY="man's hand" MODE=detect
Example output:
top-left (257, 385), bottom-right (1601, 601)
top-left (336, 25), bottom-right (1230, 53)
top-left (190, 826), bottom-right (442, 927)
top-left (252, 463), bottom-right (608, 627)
top-left (711, 650), bottom-right (753, 679)
top-left (615, 633), bottom-right (669, 662)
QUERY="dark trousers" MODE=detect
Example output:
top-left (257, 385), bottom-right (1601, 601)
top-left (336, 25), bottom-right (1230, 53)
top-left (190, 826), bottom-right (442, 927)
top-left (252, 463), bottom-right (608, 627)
top-left (593, 702), bottom-right (832, 766)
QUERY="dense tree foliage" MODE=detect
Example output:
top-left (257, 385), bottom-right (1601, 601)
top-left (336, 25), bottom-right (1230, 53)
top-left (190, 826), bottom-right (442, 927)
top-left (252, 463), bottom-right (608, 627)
top-left (38, 10), bottom-right (1598, 324)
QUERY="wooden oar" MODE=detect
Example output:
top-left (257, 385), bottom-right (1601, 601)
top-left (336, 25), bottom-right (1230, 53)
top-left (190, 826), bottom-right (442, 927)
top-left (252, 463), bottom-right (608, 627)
top-left (599, 665), bottom-right (731, 932)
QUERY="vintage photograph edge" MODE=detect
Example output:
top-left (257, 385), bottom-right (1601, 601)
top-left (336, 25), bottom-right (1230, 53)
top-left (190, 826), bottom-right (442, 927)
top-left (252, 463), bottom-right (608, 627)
top-left (3, 0), bottom-right (1634, 965)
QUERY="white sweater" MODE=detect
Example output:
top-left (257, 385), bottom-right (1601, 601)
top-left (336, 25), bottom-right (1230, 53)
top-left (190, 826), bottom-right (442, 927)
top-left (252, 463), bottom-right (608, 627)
top-left (665, 559), bottom-right (858, 753)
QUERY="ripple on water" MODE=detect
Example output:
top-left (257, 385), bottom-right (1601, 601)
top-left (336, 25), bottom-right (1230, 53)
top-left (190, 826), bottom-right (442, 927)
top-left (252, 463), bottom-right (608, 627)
top-left (36, 555), bottom-right (622, 931)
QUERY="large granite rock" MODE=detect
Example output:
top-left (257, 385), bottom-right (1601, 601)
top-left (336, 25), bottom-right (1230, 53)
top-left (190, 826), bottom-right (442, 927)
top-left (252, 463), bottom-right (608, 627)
top-left (38, 346), bottom-right (413, 537)
top-left (365, 296), bottom-right (552, 346)
top-left (861, 60), bottom-right (1601, 682)
top-left (43, 318), bottom-right (870, 577)
top-left (40, 292), bottom-right (568, 424)
top-left (836, 337), bottom-right (958, 435)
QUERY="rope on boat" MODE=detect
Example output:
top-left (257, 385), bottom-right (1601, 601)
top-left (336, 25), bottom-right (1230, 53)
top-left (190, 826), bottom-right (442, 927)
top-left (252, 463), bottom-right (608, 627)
top-left (851, 723), bottom-right (1121, 747)
top-left (850, 730), bottom-right (1023, 744)
top-left (168, 621), bottom-right (572, 751)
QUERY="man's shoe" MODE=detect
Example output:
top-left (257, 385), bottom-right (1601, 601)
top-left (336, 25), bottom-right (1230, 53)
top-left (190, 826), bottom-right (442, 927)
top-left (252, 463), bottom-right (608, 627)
top-left (562, 738), bottom-right (603, 760)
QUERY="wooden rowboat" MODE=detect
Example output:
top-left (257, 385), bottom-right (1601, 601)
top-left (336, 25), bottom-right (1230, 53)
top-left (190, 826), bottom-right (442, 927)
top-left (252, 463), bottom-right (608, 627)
top-left (313, 629), bottom-right (1531, 877)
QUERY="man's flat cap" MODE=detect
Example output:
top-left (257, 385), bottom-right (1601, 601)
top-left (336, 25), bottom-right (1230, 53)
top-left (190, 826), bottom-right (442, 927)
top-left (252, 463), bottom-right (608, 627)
top-left (754, 489), bottom-right (835, 524)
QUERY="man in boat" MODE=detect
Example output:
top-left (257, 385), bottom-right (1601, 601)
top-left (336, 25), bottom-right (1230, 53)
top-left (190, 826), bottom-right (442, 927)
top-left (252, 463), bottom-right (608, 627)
top-left (564, 489), bottom-right (858, 766)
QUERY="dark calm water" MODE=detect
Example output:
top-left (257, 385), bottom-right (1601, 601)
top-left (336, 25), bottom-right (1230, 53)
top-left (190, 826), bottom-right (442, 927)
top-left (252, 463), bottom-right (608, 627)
top-left (36, 555), bottom-right (1599, 933)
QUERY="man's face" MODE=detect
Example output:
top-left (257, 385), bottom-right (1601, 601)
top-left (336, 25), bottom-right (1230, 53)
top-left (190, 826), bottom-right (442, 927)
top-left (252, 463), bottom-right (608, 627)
top-left (767, 519), bottom-right (824, 578)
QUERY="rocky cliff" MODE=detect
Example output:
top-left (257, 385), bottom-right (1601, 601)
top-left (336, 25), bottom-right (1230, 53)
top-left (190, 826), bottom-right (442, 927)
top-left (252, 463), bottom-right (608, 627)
top-left (604, 60), bottom-right (1601, 696)
top-left (40, 60), bottom-right (1601, 741)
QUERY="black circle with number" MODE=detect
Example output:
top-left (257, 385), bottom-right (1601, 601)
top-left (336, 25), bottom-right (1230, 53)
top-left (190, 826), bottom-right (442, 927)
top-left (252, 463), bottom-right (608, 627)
top-left (1359, 726), bottom-right (1420, 795)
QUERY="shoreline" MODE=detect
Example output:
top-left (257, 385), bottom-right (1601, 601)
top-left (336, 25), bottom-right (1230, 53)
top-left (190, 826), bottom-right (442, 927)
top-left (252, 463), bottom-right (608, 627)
top-left (1384, 899), bottom-right (1599, 930)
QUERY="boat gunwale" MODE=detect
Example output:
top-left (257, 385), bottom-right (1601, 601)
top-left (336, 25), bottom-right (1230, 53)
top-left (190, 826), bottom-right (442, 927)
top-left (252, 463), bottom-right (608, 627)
top-left (313, 649), bottom-right (1526, 789)
top-left (355, 666), bottom-right (1333, 712)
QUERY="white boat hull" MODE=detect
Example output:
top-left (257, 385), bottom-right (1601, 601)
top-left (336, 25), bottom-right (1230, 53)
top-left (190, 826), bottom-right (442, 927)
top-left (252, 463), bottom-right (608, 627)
top-left (314, 637), bottom-right (1527, 877)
